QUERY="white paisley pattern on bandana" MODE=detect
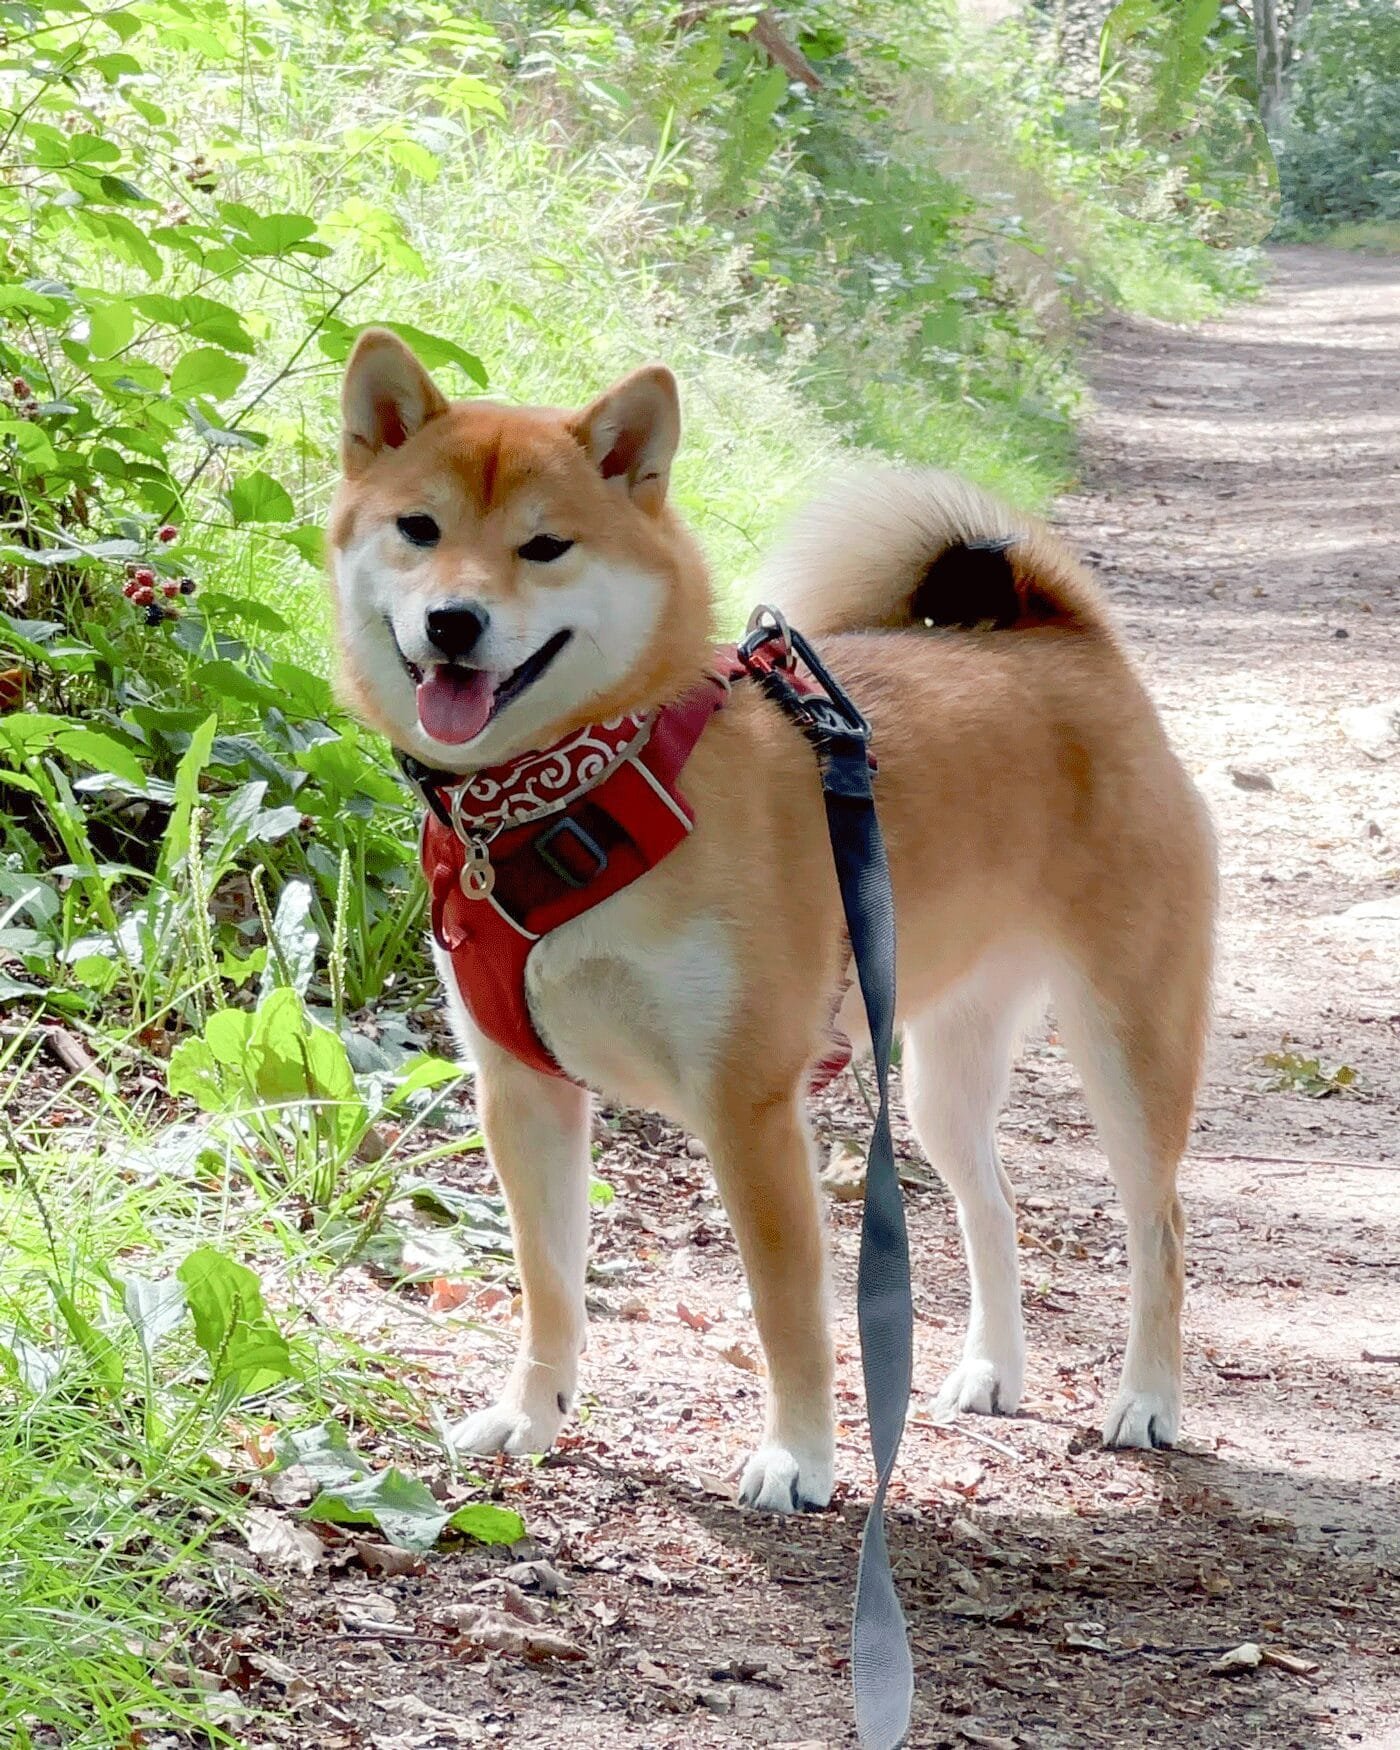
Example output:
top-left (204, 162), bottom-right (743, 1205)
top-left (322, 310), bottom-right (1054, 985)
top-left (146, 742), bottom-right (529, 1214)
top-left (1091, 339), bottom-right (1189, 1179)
top-left (445, 713), bottom-right (653, 839)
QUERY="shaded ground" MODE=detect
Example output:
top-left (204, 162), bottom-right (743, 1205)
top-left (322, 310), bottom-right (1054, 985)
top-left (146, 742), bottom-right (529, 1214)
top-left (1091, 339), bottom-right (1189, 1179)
top-left (226, 249), bottom-right (1400, 1748)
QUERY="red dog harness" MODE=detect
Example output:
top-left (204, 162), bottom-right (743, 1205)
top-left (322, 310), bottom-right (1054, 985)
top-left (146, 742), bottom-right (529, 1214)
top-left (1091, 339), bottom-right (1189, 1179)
top-left (410, 646), bottom-right (853, 1090)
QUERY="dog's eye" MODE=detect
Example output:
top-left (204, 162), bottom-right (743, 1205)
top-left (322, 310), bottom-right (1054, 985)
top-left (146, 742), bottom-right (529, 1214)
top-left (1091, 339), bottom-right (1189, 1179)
top-left (396, 513), bottom-right (440, 548)
top-left (518, 534), bottom-right (574, 564)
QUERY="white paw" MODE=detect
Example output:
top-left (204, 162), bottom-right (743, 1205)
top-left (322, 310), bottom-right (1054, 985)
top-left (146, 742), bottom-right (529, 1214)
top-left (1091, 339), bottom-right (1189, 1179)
top-left (738, 1438), bottom-right (835, 1513)
top-left (451, 1386), bottom-right (568, 1458)
top-left (1102, 1386), bottom-right (1179, 1450)
top-left (932, 1354), bottom-right (1024, 1421)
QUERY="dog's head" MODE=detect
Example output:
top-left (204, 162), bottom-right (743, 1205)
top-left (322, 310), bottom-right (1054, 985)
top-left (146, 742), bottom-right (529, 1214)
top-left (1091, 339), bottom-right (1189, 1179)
top-left (327, 331), bottom-right (711, 769)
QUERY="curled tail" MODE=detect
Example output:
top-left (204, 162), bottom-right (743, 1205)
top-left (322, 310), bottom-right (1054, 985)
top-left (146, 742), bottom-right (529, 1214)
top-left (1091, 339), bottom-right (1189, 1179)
top-left (756, 467), bottom-right (1112, 640)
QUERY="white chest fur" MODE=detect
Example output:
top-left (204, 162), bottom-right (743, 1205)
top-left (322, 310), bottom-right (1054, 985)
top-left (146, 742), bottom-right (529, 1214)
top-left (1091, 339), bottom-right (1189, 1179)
top-left (432, 882), bottom-right (737, 1123)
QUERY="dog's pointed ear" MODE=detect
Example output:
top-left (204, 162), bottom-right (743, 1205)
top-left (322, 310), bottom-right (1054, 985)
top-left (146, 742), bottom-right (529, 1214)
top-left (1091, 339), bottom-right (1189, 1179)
top-left (570, 365), bottom-right (680, 512)
top-left (341, 329), bottom-right (448, 476)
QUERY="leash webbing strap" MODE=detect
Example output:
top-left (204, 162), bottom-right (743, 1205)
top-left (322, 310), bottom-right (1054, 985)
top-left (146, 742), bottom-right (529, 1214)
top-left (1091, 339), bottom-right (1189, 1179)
top-left (739, 612), bottom-right (915, 1749)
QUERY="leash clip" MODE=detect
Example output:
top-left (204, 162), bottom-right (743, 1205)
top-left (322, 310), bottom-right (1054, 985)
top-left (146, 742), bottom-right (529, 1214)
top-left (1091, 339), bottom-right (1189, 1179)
top-left (739, 603), bottom-right (873, 764)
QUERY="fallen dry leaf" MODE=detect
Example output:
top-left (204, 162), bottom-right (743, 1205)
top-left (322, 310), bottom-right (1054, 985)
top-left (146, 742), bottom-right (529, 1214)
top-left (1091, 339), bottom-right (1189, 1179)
top-left (715, 1340), bottom-right (761, 1373)
top-left (339, 1592), bottom-right (401, 1631)
top-left (244, 1650), bottom-right (315, 1705)
top-left (820, 1139), bottom-right (866, 1202)
top-left (499, 1558), bottom-right (572, 1596)
top-left (351, 1538), bottom-right (427, 1578)
top-left (437, 1603), bottom-right (586, 1662)
top-left (959, 1728), bottom-right (1018, 1749)
top-left (382, 1693), bottom-right (485, 1745)
top-left (429, 1277), bottom-right (473, 1313)
top-left (676, 1300), bottom-right (712, 1332)
top-left (241, 1507), bottom-right (324, 1576)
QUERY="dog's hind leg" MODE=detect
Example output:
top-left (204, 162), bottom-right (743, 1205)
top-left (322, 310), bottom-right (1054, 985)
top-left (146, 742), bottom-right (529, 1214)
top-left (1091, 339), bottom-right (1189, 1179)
top-left (1052, 934), bottom-right (1209, 1451)
top-left (451, 1036), bottom-right (592, 1459)
top-left (903, 951), bottom-right (1044, 1422)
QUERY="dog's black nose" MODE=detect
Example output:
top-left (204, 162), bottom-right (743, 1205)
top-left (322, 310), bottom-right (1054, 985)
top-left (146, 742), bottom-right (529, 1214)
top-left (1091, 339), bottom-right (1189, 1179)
top-left (425, 601), bottom-right (488, 661)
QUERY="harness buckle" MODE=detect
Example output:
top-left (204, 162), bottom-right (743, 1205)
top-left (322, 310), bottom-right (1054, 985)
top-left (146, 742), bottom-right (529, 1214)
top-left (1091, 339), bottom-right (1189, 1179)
top-left (534, 815), bottom-right (609, 890)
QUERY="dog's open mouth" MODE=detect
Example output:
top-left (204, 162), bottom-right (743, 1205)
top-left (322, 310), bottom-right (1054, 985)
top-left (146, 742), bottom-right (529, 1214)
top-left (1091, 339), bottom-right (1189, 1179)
top-left (403, 628), bottom-right (573, 746)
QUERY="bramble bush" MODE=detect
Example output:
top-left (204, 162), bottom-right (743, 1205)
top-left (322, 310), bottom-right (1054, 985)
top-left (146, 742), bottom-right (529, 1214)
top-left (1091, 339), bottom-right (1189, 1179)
top-left (0, 0), bottom-right (1261, 1039)
top-left (1275, 0), bottom-right (1400, 230)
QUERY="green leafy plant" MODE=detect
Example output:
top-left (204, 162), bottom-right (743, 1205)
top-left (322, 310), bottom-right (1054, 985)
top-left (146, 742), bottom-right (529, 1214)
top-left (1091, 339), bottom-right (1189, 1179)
top-left (1261, 1048), bottom-right (1360, 1099)
top-left (167, 984), bottom-right (463, 1209)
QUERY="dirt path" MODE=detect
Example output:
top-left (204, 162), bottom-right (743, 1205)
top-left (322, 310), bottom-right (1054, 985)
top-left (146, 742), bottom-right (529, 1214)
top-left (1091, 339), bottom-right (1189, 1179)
top-left (247, 250), bottom-right (1400, 1749)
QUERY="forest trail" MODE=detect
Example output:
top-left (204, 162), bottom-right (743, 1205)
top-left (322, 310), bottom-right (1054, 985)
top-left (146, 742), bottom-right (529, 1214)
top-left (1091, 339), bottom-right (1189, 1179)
top-left (263, 250), bottom-right (1400, 1749)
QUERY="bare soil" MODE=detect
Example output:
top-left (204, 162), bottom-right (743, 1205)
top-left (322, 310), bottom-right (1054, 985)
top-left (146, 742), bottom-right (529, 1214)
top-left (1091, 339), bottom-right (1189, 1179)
top-left (226, 248), bottom-right (1400, 1750)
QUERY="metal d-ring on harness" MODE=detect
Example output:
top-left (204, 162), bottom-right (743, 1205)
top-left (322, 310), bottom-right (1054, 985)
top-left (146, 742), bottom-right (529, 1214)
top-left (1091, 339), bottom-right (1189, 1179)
top-left (738, 606), bottom-right (915, 1750)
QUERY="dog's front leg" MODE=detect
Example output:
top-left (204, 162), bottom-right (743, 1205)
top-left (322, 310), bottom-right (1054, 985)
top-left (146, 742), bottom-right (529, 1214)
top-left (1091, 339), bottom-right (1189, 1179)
top-left (453, 1044), bottom-right (592, 1458)
top-left (703, 1090), bottom-right (835, 1513)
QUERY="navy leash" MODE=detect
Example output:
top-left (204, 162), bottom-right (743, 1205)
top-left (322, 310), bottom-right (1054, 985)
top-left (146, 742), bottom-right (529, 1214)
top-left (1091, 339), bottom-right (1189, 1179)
top-left (738, 610), bottom-right (915, 1750)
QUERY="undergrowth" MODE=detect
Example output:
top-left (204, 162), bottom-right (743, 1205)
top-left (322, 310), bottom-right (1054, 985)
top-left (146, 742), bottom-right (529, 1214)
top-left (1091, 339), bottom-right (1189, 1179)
top-left (0, 1), bottom-right (1266, 1739)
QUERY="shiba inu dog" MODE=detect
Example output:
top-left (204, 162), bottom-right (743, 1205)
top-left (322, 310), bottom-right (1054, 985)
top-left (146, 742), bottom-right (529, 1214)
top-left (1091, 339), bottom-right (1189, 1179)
top-left (327, 330), bottom-right (1215, 1513)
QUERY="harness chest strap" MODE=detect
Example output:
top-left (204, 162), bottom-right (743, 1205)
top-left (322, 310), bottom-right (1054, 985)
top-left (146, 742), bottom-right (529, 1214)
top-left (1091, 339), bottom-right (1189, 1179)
top-left (417, 653), bottom-right (854, 1089)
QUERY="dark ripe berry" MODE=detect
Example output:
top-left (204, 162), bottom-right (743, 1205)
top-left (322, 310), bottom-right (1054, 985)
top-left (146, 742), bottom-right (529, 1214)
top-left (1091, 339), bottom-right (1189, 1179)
top-left (133, 566), bottom-right (157, 588)
top-left (144, 602), bottom-right (165, 626)
top-left (132, 585), bottom-right (155, 607)
top-left (11, 377), bottom-right (31, 399)
top-left (179, 576), bottom-right (196, 595)
top-left (157, 524), bottom-right (178, 543)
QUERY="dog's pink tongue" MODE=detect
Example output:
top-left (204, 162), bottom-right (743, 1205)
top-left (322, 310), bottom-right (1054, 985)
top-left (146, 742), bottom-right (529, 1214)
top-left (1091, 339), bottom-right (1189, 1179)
top-left (416, 666), bottom-right (496, 745)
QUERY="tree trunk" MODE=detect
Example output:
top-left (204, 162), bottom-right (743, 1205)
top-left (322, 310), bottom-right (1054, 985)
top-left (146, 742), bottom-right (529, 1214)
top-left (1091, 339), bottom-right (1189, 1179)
top-left (1255, 0), bottom-right (1285, 132)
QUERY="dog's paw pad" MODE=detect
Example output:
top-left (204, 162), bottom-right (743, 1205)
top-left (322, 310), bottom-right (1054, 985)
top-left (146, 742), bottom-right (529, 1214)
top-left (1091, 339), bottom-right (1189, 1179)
top-left (738, 1441), bottom-right (834, 1514)
top-left (1102, 1388), bottom-right (1179, 1451)
top-left (450, 1396), bottom-right (565, 1458)
top-left (932, 1356), bottom-right (1023, 1421)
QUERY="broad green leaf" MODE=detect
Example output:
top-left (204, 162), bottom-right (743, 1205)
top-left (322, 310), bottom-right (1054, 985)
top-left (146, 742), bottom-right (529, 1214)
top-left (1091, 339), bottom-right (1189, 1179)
top-left (195, 591), bottom-right (290, 634)
top-left (282, 525), bottom-right (325, 567)
top-left (364, 321), bottom-right (487, 388)
top-left (121, 1274), bottom-right (188, 1359)
top-left (52, 1287), bottom-right (124, 1396)
top-left (87, 301), bottom-right (134, 359)
top-left (0, 1326), bottom-right (61, 1393)
top-left (204, 1005), bottom-right (254, 1066)
top-left (273, 1420), bottom-right (370, 1489)
top-left (53, 727), bottom-right (146, 788)
top-left (237, 212), bottom-right (319, 255)
top-left (166, 1036), bottom-right (226, 1111)
top-left (257, 883), bottom-right (319, 1000)
top-left (170, 346), bottom-right (248, 401)
top-left (448, 1502), bottom-right (526, 1546)
top-left (176, 1246), bottom-right (296, 1399)
top-left (189, 659), bottom-right (283, 711)
top-left (229, 470), bottom-right (295, 525)
top-left (305, 1467), bottom-right (449, 1552)
top-left (384, 1055), bottom-right (463, 1110)
top-left (161, 713), bottom-right (216, 875)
